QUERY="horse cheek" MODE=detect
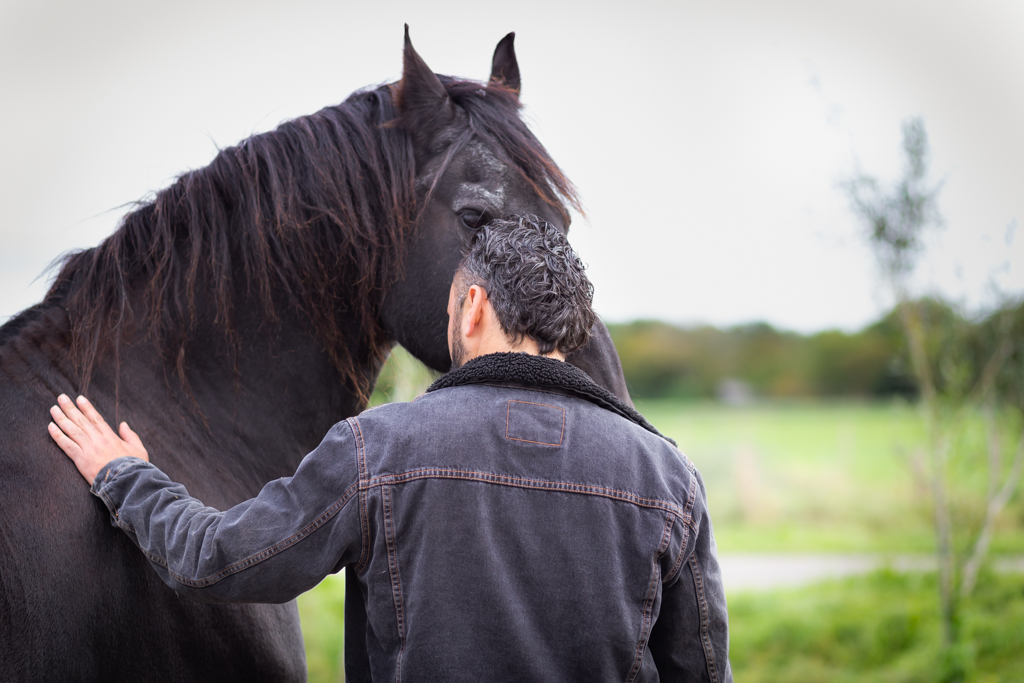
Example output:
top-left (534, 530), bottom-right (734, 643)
top-left (384, 210), bottom-right (464, 372)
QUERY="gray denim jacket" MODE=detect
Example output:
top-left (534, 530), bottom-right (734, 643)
top-left (92, 352), bottom-right (731, 682)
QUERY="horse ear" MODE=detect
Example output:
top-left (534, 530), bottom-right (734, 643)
top-left (489, 32), bottom-right (520, 97)
top-left (396, 24), bottom-right (454, 147)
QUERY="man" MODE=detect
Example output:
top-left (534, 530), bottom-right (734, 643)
top-left (49, 215), bottom-right (731, 682)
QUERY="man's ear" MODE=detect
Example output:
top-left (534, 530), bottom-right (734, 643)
top-left (394, 25), bottom-right (456, 153)
top-left (462, 285), bottom-right (489, 338)
top-left (489, 32), bottom-right (520, 97)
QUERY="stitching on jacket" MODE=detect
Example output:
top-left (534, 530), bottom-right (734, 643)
top-left (626, 514), bottom-right (674, 683)
top-left (660, 515), bottom-right (683, 585)
top-left (103, 459), bottom-right (136, 487)
top-left (350, 418), bottom-right (370, 574)
top-left (666, 518), bottom-right (690, 584)
top-left (106, 461), bottom-right (126, 482)
top-left (96, 488), bottom-right (116, 519)
top-left (681, 458), bottom-right (700, 537)
top-left (684, 468), bottom-right (698, 519)
top-left (667, 465), bottom-right (699, 583)
top-left (138, 483), bottom-right (360, 588)
top-left (96, 488), bottom-right (130, 529)
top-left (689, 553), bottom-right (720, 683)
top-left (351, 417), bottom-right (368, 481)
top-left (382, 484), bottom-right (407, 682)
top-left (361, 468), bottom-right (688, 518)
top-left (98, 461), bottom-right (151, 531)
top-left (505, 399), bottom-right (565, 447)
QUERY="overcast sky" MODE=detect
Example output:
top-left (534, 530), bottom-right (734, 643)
top-left (2, 0), bottom-right (1022, 333)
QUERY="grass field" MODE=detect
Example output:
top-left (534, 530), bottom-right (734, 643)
top-left (639, 399), bottom-right (1024, 554)
top-left (296, 395), bottom-right (1024, 682)
top-left (728, 569), bottom-right (1024, 682)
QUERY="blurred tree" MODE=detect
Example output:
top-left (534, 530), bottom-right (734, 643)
top-left (843, 117), bottom-right (1024, 682)
top-left (609, 321), bottom-right (723, 398)
top-left (806, 329), bottom-right (892, 396)
top-left (608, 319), bottom-right (906, 401)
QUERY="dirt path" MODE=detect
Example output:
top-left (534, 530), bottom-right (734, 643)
top-left (719, 553), bottom-right (1024, 592)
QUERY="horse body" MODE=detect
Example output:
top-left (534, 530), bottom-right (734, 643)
top-left (1, 281), bottom-right (352, 680)
top-left (0, 29), bottom-right (629, 680)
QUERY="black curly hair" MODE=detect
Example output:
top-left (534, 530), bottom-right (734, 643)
top-left (454, 214), bottom-right (596, 356)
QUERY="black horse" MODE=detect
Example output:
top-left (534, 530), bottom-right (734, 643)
top-left (0, 28), bottom-right (629, 681)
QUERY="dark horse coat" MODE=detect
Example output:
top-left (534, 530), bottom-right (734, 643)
top-left (0, 28), bottom-right (631, 681)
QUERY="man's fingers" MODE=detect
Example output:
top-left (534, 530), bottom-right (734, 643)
top-left (50, 404), bottom-right (88, 443)
top-left (76, 395), bottom-right (120, 439)
top-left (49, 394), bottom-right (143, 484)
top-left (48, 421), bottom-right (82, 459)
top-left (57, 394), bottom-right (97, 435)
top-left (77, 395), bottom-right (107, 427)
top-left (120, 422), bottom-right (143, 447)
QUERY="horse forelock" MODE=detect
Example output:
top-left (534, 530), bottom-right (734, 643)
top-left (403, 77), bottom-right (582, 227)
top-left (43, 84), bottom-right (417, 401)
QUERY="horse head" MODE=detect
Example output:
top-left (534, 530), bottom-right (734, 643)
top-left (380, 29), bottom-right (624, 394)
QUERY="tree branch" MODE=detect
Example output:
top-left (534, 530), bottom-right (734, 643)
top-left (968, 336), bottom-right (1013, 404)
top-left (961, 420), bottom-right (1024, 597)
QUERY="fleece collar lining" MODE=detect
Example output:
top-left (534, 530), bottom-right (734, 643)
top-left (427, 352), bottom-right (673, 444)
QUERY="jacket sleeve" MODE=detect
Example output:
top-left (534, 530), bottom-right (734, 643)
top-left (90, 420), bottom-right (364, 604)
top-left (648, 466), bottom-right (732, 683)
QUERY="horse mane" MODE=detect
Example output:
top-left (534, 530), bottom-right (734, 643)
top-left (36, 77), bottom-right (579, 400)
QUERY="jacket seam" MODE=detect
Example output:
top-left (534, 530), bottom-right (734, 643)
top-left (97, 488), bottom-right (135, 532)
top-left (361, 468), bottom-right (688, 519)
top-left (682, 460), bottom-right (698, 520)
top-left (349, 418), bottom-right (371, 574)
top-left (382, 484), bottom-right (407, 682)
top-left (98, 459), bottom-right (138, 491)
top-left (505, 399), bottom-right (565, 447)
top-left (665, 520), bottom-right (690, 584)
top-left (689, 553), bottom-right (720, 683)
top-left (138, 483), bottom-right (360, 588)
top-left (95, 461), bottom-right (145, 532)
top-left (626, 514), bottom-right (674, 683)
top-left (667, 465), bottom-right (699, 583)
top-left (681, 458), bottom-right (700, 537)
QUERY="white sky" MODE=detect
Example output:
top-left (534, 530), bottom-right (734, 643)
top-left (2, 0), bottom-right (1022, 333)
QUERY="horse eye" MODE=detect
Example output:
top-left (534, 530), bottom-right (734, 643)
top-left (459, 209), bottom-right (487, 230)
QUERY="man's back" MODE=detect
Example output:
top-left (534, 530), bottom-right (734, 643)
top-left (344, 353), bottom-right (728, 682)
top-left (49, 216), bottom-right (731, 682)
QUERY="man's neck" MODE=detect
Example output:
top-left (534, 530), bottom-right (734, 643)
top-left (471, 336), bottom-right (564, 363)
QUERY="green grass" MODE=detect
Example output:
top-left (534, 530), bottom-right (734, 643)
top-left (298, 574), bottom-right (346, 683)
top-left (729, 570), bottom-right (1024, 683)
top-left (638, 399), bottom-right (1024, 554)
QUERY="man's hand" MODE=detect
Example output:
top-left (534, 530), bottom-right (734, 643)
top-left (49, 394), bottom-right (149, 484)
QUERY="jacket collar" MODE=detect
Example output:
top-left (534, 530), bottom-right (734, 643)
top-left (427, 352), bottom-right (673, 444)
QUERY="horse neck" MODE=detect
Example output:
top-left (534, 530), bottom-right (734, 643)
top-left (8, 261), bottom-right (381, 506)
top-left (122, 278), bottom-right (382, 490)
top-left (22, 93), bottom-right (408, 496)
